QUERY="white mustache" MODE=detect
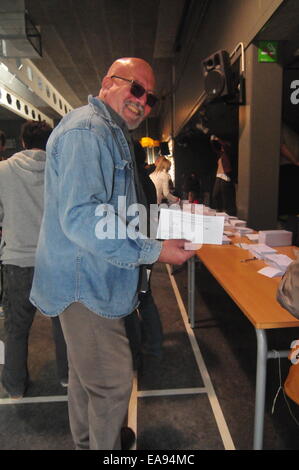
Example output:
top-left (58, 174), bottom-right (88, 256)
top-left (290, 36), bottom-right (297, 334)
top-left (125, 100), bottom-right (144, 117)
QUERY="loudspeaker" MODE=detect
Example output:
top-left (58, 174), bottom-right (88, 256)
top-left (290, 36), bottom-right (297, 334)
top-left (202, 50), bottom-right (233, 100)
top-left (160, 141), bottom-right (170, 155)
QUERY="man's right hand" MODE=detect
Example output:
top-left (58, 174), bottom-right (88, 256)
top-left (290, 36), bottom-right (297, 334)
top-left (158, 239), bottom-right (195, 265)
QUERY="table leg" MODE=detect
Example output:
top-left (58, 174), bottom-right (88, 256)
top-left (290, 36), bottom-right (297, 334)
top-left (254, 328), bottom-right (268, 450)
top-left (187, 256), bottom-right (195, 328)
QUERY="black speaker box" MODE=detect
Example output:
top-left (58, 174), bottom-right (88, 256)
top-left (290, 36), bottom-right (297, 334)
top-left (160, 141), bottom-right (170, 155)
top-left (202, 50), bottom-right (233, 100)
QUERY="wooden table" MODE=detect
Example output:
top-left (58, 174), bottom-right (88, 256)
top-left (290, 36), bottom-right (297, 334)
top-left (187, 238), bottom-right (299, 449)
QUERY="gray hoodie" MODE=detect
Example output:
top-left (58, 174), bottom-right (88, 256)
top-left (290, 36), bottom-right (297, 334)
top-left (0, 149), bottom-right (46, 267)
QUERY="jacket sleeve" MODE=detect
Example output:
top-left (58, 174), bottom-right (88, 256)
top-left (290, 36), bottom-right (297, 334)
top-left (56, 128), bottom-right (162, 268)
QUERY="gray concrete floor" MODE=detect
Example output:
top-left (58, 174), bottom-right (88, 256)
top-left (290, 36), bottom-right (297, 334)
top-left (0, 261), bottom-right (298, 450)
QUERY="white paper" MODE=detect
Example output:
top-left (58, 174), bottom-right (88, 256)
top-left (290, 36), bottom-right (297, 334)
top-left (157, 208), bottom-right (224, 245)
top-left (224, 230), bottom-right (235, 236)
top-left (230, 219), bottom-right (247, 227)
top-left (258, 266), bottom-right (284, 278)
top-left (222, 235), bottom-right (231, 245)
top-left (234, 242), bottom-right (250, 249)
top-left (246, 234), bottom-right (259, 241)
top-left (224, 224), bottom-right (235, 231)
top-left (249, 244), bottom-right (277, 255)
top-left (263, 253), bottom-right (293, 271)
top-left (0, 340), bottom-right (4, 365)
top-left (236, 227), bottom-right (254, 234)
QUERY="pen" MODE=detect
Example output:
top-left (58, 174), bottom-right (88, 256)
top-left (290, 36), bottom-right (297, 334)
top-left (240, 257), bottom-right (258, 262)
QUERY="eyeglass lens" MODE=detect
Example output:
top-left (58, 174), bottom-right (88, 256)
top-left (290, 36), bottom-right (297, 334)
top-left (131, 82), bottom-right (158, 108)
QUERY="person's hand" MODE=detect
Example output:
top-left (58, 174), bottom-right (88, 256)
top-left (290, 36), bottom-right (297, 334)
top-left (158, 239), bottom-right (195, 265)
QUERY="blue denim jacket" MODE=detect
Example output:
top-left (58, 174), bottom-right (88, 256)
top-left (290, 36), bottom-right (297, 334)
top-left (30, 96), bottom-right (162, 318)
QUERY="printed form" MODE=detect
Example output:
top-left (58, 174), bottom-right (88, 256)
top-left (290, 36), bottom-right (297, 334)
top-left (157, 208), bottom-right (224, 248)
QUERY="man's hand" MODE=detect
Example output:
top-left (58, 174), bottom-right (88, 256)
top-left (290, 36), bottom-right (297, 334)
top-left (158, 239), bottom-right (195, 265)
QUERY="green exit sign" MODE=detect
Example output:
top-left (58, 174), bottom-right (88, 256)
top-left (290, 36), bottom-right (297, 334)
top-left (258, 41), bottom-right (278, 63)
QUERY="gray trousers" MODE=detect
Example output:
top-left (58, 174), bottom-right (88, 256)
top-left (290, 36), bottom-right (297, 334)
top-left (59, 302), bottom-right (133, 450)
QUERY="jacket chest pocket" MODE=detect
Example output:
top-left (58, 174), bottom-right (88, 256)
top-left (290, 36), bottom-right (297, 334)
top-left (110, 159), bottom-right (134, 206)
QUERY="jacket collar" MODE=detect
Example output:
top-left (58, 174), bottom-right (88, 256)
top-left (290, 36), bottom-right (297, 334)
top-left (88, 95), bottom-right (126, 131)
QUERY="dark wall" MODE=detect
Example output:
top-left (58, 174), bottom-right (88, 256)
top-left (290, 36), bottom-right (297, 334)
top-left (174, 96), bottom-right (239, 199)
top-left (174, 132), bottom-right (217, 198)
top-left (0, 118), bottom-right (25, 158)
top-left (282, 68), bottom-right (299, 134)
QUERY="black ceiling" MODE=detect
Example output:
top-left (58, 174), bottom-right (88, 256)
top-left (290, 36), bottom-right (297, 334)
top-left (25, 0), bottom-right (187, 114)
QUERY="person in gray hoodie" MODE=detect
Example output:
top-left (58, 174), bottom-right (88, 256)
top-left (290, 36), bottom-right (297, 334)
top-left (0, 120), bottom-right (68, 398)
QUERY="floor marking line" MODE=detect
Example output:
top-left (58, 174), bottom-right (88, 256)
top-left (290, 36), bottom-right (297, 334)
top-left (166, 263), bottom-right (236, 451)
top-left (0, 395), bottom-right (68, 405)
top-left (128, 373), bottom-right (138, 450)
top-left (138, 387), bottom-right (207, 398)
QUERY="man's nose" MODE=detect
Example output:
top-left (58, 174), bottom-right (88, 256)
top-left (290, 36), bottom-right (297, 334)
top-left (135, 92), bottom-right (147, 107)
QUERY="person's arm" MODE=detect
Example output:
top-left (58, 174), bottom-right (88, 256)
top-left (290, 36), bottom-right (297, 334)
top-left (161, 173), bottom-right (179, 203)
top-left (56, 130), bottom-right (190, 268)
top-left (281, 143), bottom-right (299, 166)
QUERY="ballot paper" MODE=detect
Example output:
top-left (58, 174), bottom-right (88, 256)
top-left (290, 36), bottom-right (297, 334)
top-left (229, 219), bottom-right (247, 227)
top-left (246, 234), bottom-right (259, 241)
top-left (234, 242), bottom-right (250, 249)
top-left (248, 244), bottom-right (277, 259)
top-left (236, 227), bottom-right (254, 235)
top-left (263, 253), bottom-right (293, 272)
top-left (157, 208), bottom-right (224, 245)
top-left (222, 235), bottom-right (231, 245)
top-left (258, 267), bottom-right (284, 278)
top-left (258, 230), bottom-right (292, 247)
top-left (224, 224), bottom-right (236, 231)
top-left (224, 230), bottom-right (235, 237)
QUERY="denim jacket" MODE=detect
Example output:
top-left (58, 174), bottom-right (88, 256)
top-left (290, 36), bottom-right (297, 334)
top-left (30, 96), bottom-right (162, 318)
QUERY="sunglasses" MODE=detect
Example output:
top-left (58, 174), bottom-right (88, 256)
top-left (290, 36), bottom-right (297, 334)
top-left (110, 75), bottom-right (158, 108)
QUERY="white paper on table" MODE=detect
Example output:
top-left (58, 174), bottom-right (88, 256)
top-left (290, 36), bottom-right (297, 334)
top-left (0, 340), bottom-right (4, 365)
top-left (224, 224), bottom-right (235, 231)
top-left (229, 219), bottom-right (247, 227)
top-left (263, 253), bottom-right (293, 271)
top-left (237, 227), bottom-right (254, 234)
top-left (234, 242), bottom-right (250, 249)
top-left (246, 234), bottom-right (259, 241)
top-left (224, 230), bottom-right (235, 236)
top-left (157, 208), bottom-right (224, 245)
top-left (248, 244), bottom-right (277, 256)
top-left (258, 266), bottom-right (284, 278)
top-left (222, 235), bottom-right (231, 244)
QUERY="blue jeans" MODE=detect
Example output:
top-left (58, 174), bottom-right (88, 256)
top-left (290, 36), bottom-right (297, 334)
top-left (1, 265), bottom-right (68, 395)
